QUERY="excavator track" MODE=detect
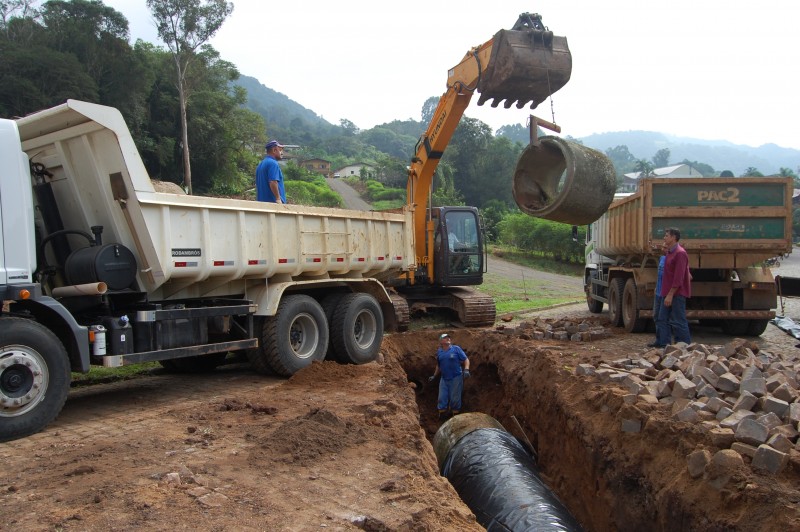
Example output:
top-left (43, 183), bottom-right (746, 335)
top-left (446, 287), bottom-right (497, 327)
top-left (388, 293), bottom-right (410, 332)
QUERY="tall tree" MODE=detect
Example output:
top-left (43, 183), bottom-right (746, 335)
top-left (634, 159), bottom-right (655, 177)
top-left (604, 145), bottom-right (636, 176)
top-left (652, 148), bottom-right (670, 168)
top-left (147, 0), bottom-right (233, 194)
top-left (743, 167), bottom-right (764, 177)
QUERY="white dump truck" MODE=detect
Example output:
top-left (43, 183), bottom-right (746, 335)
top-left (583, 177), bottom-right (794, 336)
top-left (0, 99), bottom-right (420, 441)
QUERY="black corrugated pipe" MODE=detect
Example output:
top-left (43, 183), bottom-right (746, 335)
top-left (433, 413), bottom-right (582, 532)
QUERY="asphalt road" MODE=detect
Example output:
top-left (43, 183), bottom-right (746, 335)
top-left (326, 177), bottom-right (372, 211)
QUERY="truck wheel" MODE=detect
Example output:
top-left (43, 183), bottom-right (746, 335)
top-left (745, 319), bottom-right (769, 336)
top-left (622, 279), bottom-right (648, 333)
top-left (586, 275), bottom-right (603, 313)
top-left (321, 294), bottom-right (343, 361)
top-left (0, 318), bottom-right (71, 442)
top-left (721, 319), bottom-right (750, 336)
top-left (262, 295), bottom-right (329, 377)
top-left (331, 293), bottom-right (384, 365)
top-left (607, 278), bottom-right (625, 327)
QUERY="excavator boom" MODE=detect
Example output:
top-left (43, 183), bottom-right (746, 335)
top-left (406, 13), bottom-right (572, 281)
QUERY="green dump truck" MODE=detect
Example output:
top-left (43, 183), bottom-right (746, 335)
top-left (583, 177), bottom-right (794, 336)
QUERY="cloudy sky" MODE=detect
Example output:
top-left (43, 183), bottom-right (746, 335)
top-left (102, 0), bottom-right (799, 150)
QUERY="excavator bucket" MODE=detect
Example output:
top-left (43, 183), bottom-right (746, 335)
top-left (477, 14), bottom-right (572, 109)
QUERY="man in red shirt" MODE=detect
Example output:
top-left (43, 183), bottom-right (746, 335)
top-left (659, 227), bottom-right (692, 344)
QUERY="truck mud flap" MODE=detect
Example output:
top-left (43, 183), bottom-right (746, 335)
top-left (512, 136), bottom-right (617, 225)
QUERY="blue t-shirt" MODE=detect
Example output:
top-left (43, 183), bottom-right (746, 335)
top-left (255, 155), bottom-right (286, 203)
top-left (437, 345), bottom-right (467, 380)
top-left (655, 255), bottom-right (666, 296)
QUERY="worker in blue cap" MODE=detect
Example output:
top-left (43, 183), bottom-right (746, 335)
top-left (256, 139), bottom-right (287, 203)
top-left (429, 333), bottom-right (470, 419)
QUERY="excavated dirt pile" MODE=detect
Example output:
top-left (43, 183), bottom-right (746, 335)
top-left (2, 316), bottom-right (800, 531)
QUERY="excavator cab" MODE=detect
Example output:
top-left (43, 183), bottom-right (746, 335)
top-left (432, 207), bottom-right (484, 287)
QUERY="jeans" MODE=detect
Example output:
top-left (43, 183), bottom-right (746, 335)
top-left (437, 375), bottom-right (464, 411)
top-left (653, 295), bottom-right (669, 346)
top-left (659, 295), bottom-right (691, 344)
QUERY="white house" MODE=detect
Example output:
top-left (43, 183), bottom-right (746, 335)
top-left (335, 163), bottom-right (376, 180)
top-left (619, 164), bottom-right (703, 192)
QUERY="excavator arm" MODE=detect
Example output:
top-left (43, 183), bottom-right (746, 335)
top-left (405, 13), bottom-right (572, 282)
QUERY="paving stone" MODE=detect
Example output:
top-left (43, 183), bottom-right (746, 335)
top-left (761, 397), bottom-right (790, 418)
top-left (687, 449), bottom-right (712, 479)
top-left (696, 367), bottom-right (719, 387)
top-left (772, 383), bottom-right (797, 403)
top-left (622, 394), bottom-right (638, 405)
top-left (716, 406), bottom-right (733, 421)
top-left (770, 424), bottom-right (799, 442)
top-left (756, 412), bottom-right (783, 431)
top-left (789, 403), bottom-right (800, 424)
top-left (711, 360), bottom-right (729, 376)
top-left (703, 397), bottom-right (731, 414)
top-left (660, 354), bottom-right (679, 370)
top-left (672, 378), bottom-right (698, 399)
top-left (697, 411), bottom-right (717, 422)
top-left (637, 394), bottom-right (660, 405)
top-left (741, 366), bottom-right (763, 381)
top-left (732, 391), bottom-right (758, 412)
top-left (576, 364), bottom-right (596, 376)
top-left (766, 373), bottom-right (788, 393)
top-left (719, 409), bottom-right (755, 429)
top-left (734, 418), bottom-right (769, 446)
top-left (708, 427), bottom-right (735, 448)
top-left (751, 444), bottom-right (789, 474)
top-left (740, 378), bottom-right (767, 397)
top-left (697, 383), bottom-right (719, 399)
top-left (671, 398), bottom-right (692, 416)
top-left (731, 442), bottom-right (758, 458)
top-left (717, 373), bottom-right (740, 393)
top-left (674, 407), bottom-right (700, 423)
top-left (767, 433), bottom-right (793, 453)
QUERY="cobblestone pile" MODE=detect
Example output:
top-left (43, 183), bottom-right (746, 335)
top-left (576, 338), bottom-right (800, 476)
top-left (498, 317), bottom-right (610, 342)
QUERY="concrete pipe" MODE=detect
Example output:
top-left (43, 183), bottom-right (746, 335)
top-left (512, 136), bottom-right (616, 225)
top-left (433, 412), bottom-right (582, 532)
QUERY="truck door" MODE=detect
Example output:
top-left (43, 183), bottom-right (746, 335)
top-left (434, 207), bottom-right (484, 286)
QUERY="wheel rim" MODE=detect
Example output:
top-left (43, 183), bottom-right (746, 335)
top-left (289, 312), bottom-right (321, 359)
top-left (0, 345), bottom-right (49, 418)
top-left (353, 309), bottom-right (378, 350)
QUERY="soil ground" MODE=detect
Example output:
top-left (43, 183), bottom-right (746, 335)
top-left (3, 255), bottom-right (800, 531)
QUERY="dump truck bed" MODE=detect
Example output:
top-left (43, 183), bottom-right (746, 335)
top-left (16, 100), bottom-right (414, 307)
top-left (595, 177), bottom-right (793, 268)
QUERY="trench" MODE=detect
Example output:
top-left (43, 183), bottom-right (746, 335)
top-left (381, 328), bottom-right (721, 532)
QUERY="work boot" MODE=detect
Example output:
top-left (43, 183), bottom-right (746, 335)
top-left (437, 410), bottom-right (446, 420)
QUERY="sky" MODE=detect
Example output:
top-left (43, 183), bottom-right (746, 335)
top-left (102, 0), bottom-right (800, 150)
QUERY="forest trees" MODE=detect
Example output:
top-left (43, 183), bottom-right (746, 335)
top-left (147, 0), bottom-right (234, 194)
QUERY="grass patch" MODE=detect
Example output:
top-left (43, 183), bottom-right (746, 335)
top-left (71, 362), bottom-right (161, 387)
top-left (489, 245), bottom-right (583, 277)
top-left (479, 271), bottom-right (581, 314)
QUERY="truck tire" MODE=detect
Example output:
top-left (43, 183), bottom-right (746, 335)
top-left (321, 294), bottom-right (343, 361)
top-left (746, 319), bottom-right (769, 336)
top-left (607, 278), bottom-right (625, 327)
top-left (331, 293), bottom-right (384, 365)
top-left (622, 278), bottom-right (648, 333)
top-left (0, 318), bottom-right (71, 442)
top-left (586, 274), bottom-right (603, 313)
top-left (721, 319), bottom-right (750, 336)
top-left (262, 295), bottom-right (329, 377)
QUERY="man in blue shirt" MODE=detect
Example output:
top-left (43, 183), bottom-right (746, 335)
top-left (256, 139), bottom-right (286, 203)
top-left (429, 333), bottom-right (470, 418)
top-left (648, 242), bottom-right (669, 348)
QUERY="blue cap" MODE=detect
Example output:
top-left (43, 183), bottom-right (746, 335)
top-left (265, 140), bottom-right (284, 150)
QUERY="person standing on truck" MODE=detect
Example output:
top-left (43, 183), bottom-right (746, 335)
top-left (648, 242), bottom-right (670, 348)
top-left (429, 333), bottom-right (470, 419)
top-left (256, 140), bottom-right (287, 204)
top-left (659, 227), bottom-right (692, 344)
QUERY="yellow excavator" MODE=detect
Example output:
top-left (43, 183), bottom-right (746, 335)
top-left (391, 13), bottom-right (615, 326)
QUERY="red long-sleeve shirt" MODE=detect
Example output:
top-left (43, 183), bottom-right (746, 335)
top-left (660, 243), bottom-right (691, 298)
